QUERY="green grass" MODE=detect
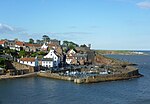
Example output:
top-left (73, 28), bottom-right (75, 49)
top-left (96, 50), bottom-right (132, 55)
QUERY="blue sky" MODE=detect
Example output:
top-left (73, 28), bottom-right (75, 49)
top-left (0, 0), bottom-right (150, 50)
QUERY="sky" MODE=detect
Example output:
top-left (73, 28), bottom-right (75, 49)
top-left (0, 0), bottom-right (150, 50)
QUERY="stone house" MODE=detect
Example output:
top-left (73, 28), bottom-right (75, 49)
top-left (66, 49), bottom-right (76, 64)
top-left (75, 53), bottom-right (88, 65)
top-left (7, 40), bottom-right (16, 50)
top-left (0, 40), bottom-right (7, 48)
top-left (48, 39), bottom-right (60, 46)
top-left (66, 49), bottom-right (88, 65)
top-left (24, 43), bottom-right (41, 52)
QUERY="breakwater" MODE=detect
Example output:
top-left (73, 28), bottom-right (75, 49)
top-left (37, 68), bottom-right (142, 84)
top-left (74, 69), bottom-right (142, 84)
top-left (37, 72), bottom-right (74, 81)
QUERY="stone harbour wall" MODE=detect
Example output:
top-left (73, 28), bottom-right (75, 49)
top-left (74, 69), bottom-right (142, 84)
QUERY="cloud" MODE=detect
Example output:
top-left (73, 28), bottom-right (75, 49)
top-left (0, 23), bottom-right (25, 34)
top-left (136, 1), bottom-right (150, 9)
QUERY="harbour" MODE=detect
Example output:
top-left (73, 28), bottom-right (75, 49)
top-left (0, 54), bottom-right (149, 104)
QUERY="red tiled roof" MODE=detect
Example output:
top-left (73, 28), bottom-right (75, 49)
top-left (16, 41), bottom-right (24, 46)
top-left (0, 40), bottom-right (6, 45)
top-left (20, 57), bottom-right (35, 62)
top-left (25, 43), bottom-right (41, 47)
top-left (47, 43), bottom-right (57, 47)
top-left (33, 44), bottom-right (41, 47)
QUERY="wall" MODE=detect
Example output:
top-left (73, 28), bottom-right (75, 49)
top-left (74, 69), bottom-right (141, 84)
top-left (12, 62), bottom-right (35, 73)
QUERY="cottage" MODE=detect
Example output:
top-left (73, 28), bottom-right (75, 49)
top-left (47, 43), bottom-right (58, 50)
top-left (15, 41), bottom-right (24, 51)
top-left (7, 40), bottom-right (16, 50)
top-left (24, 43), bottom-right (41, 52)
top-left (66, 49), bottom-right (76, 64)
top-left (0, 40), bottom-right (7, 48)
top-left (42, 49), bottom-right (60, 68)
top-left (48, 39), bottom-right (60, 45)
top-left (42, 58), bottom-right (53, 68)
top-left (18, 57), bottom-right (38, 67)
top-left (67, 49), bottom-right (76, 56)
top-left (66, 49), bottom-right (88, 65)
top-left (41, 43), bottom-right (48, 51)
top-left (76, 53), bottom-right (88, 65)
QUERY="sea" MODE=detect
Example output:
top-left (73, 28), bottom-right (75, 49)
top-left (0, 51), bottom-right (150, 104)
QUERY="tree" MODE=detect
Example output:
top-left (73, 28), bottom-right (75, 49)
top-left (29, 38), bottom-right (34, 44)
top-left (31, 53), bottom-right (38, 57)
top-left (42, 35), bottom-right (50, 43)
top-left (38, 51), bottom-right (47, 55)
top-left (36, 39), bottom-right (41, 44)
top-left (68, 44), bottom-right (75, 49)
top-left (19, 50), bottom-right (27, 58)
top-left (0, 58), bottom-right (6, 68)
top-left (62, 41), bottom-right (79, 47)
top-left (80, 44), bottom-right (87, 47)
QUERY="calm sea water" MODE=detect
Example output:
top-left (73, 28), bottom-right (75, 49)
top-left (0, 54), bottom-right (150, 104)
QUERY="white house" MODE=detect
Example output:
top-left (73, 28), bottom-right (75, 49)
top-left (42, 49), bottom-right (60, 68)
top-left (18, 57), bottom-right (38, 67)
top-left (66, 49), bottom-right (76, 64)
top-left (42, 58), bottom-right (53, 68)
top-left (41, 43), bottom-right (48, 51)
top-left (67, 49), bottom-right (76, 56)
top-left (15, 41), bottom-right (24, 51)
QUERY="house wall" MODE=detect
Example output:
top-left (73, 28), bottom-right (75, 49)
top-left (66, 59), bottom-right (72, 64)
top-left (19, 61), bottom-right (35, 66)
top-left (12, 62), bottom-right (35, 73)
top-left (44, 50), bottom-right (60, 67)
top-left (1, 44), bottom-right (4, 47)
top-left (42, 61), bottom-right (53, 68)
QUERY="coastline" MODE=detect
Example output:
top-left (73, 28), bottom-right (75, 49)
top-left (37, 67), bottom-right (142, 84)
top-left (0, 72), bottom-right (37, 80)
top-left (95, 50), bottom-right (148, 56)
top-left (0, 68), bottom-right (143, 84)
